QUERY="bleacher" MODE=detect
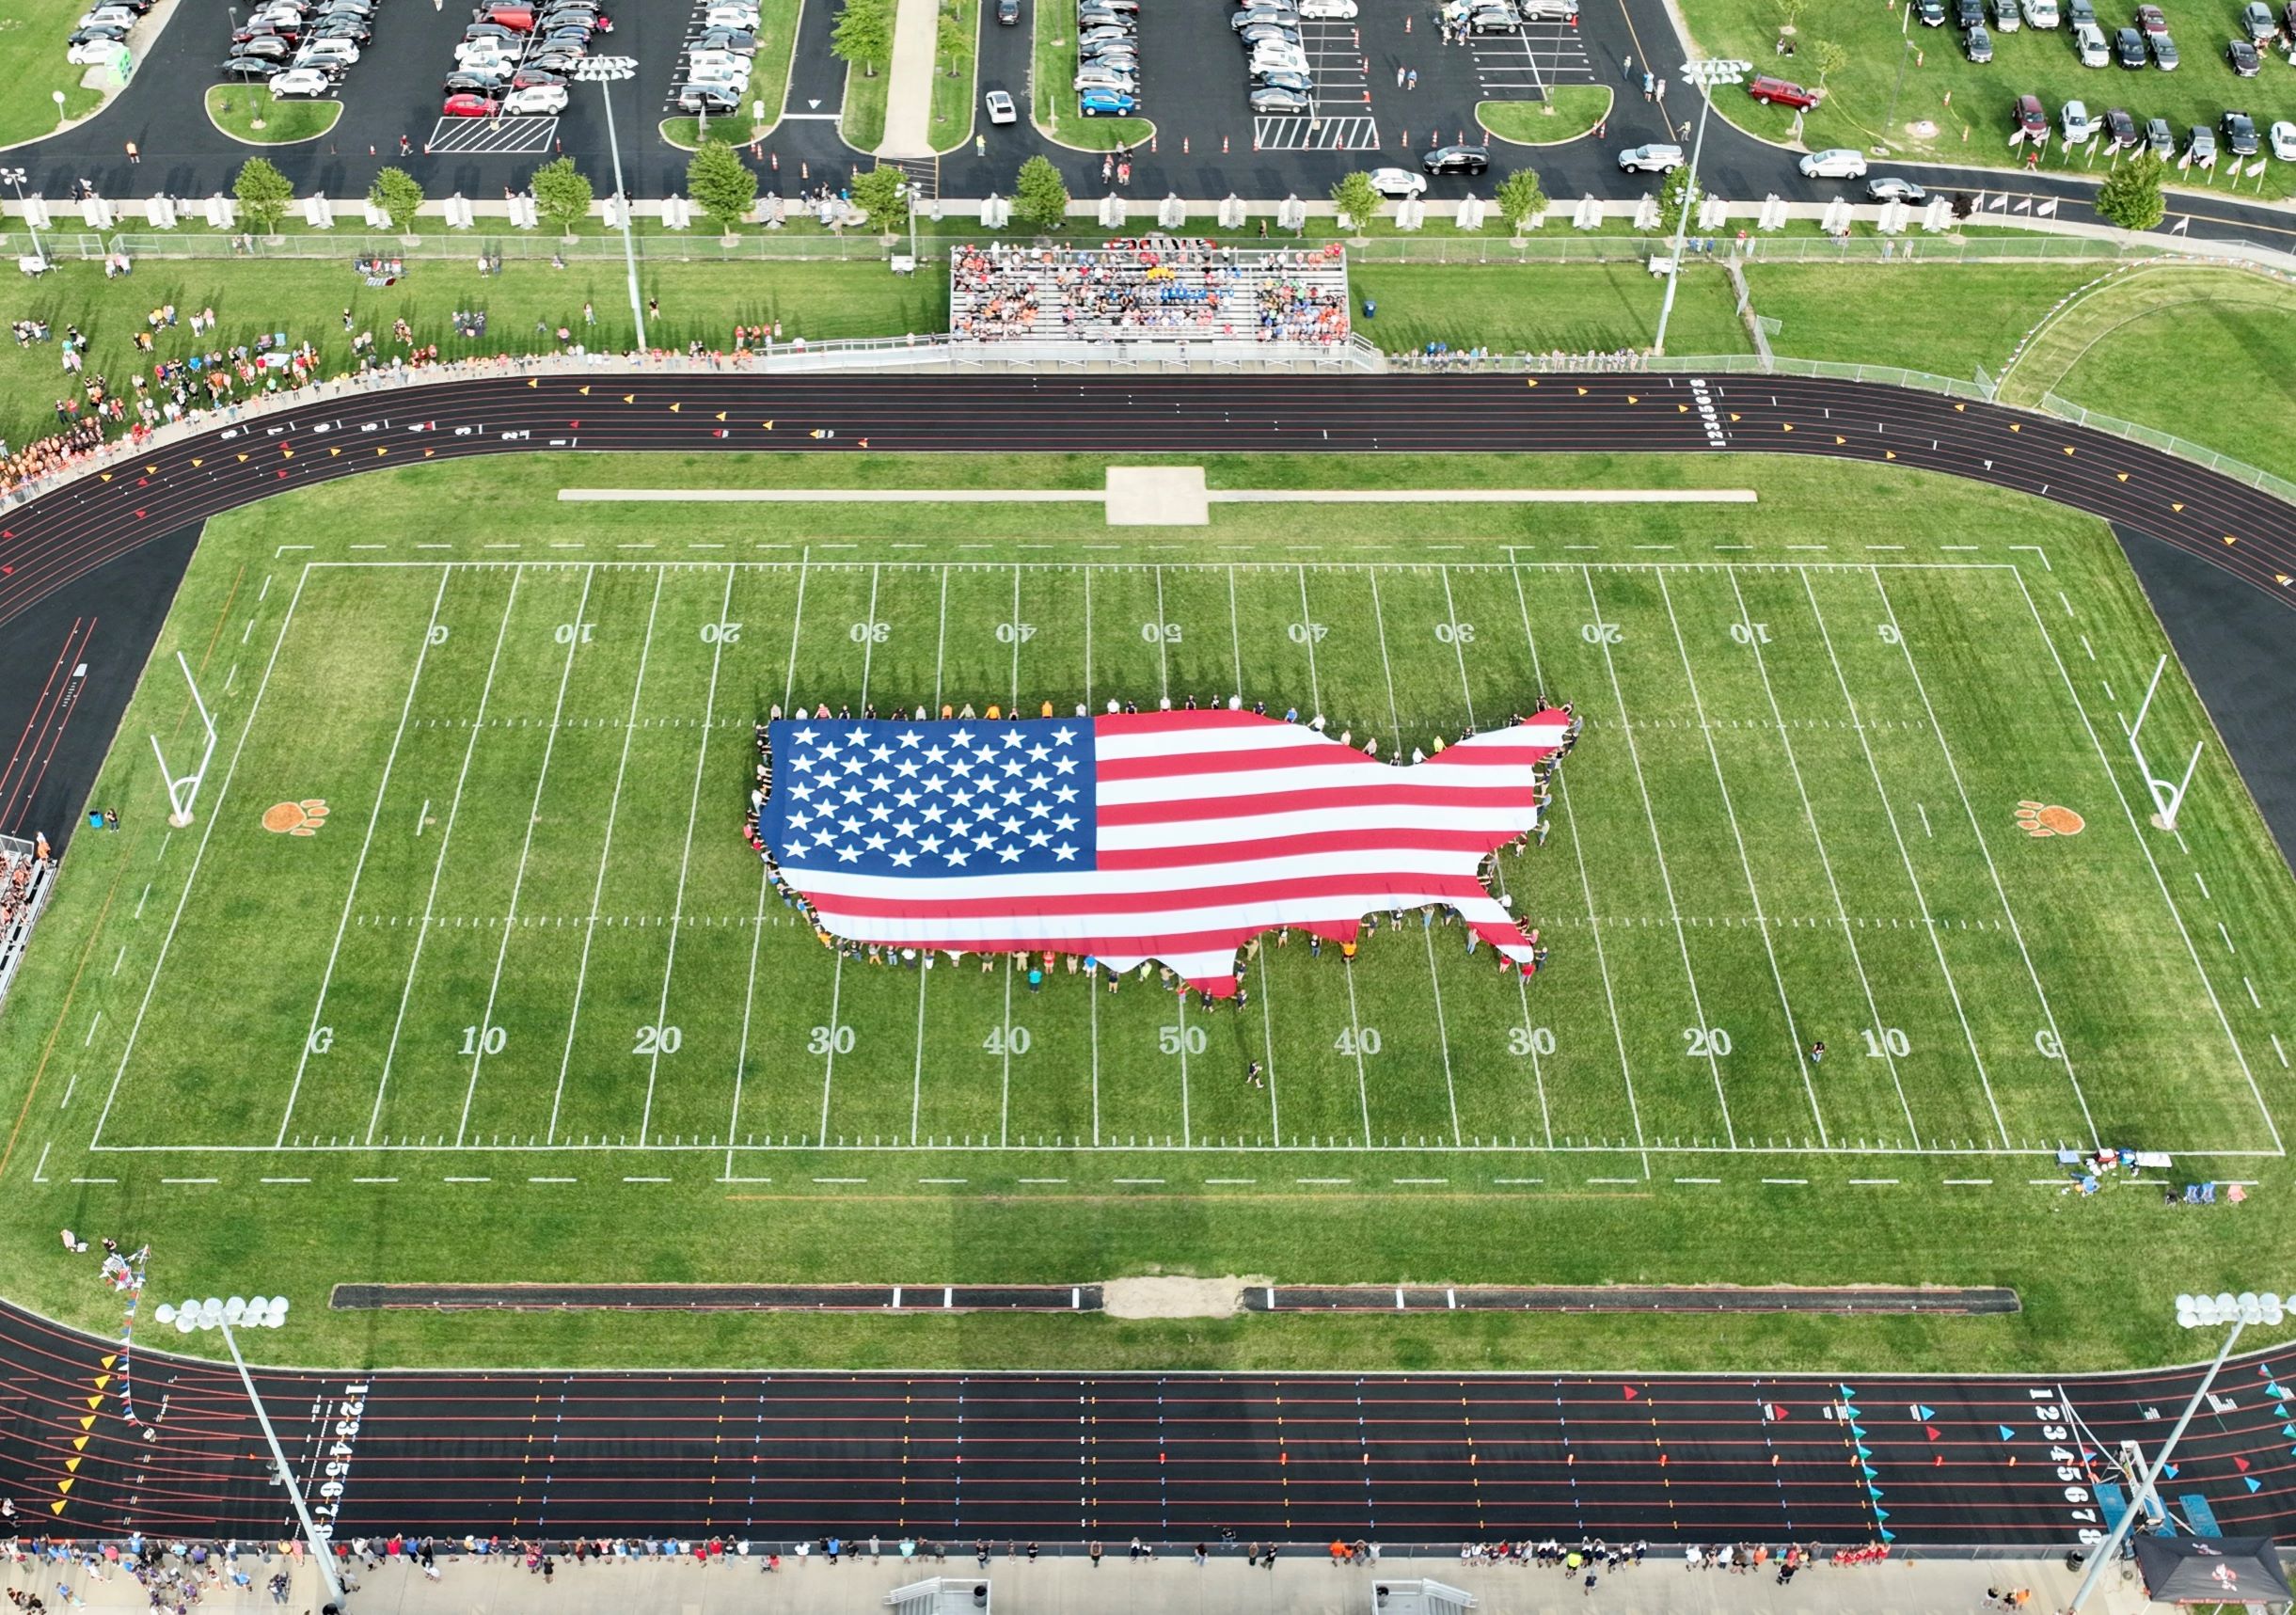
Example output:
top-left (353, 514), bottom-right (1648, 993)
top-left (0, 834), bottom-right (55, 1005)
top-left (948, 240), bottom-right (1352, 346)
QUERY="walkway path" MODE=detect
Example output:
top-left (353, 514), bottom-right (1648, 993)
top-left (878, 0), bottom-right (943, 158)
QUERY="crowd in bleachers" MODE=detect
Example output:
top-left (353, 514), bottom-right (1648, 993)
top-left (948, 239), bottom-right (1350, 344)
top-left (0, 838), bottom-right (55, 1004)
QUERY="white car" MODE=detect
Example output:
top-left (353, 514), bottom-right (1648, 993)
top-left (267, 66), bottom-right (335, 95)
top-left (1516, 0), bottom-right (1577, 14)
top-left (1797, 146), bottom-right (1868, 178)
top-left (1368, 166), bottom-right (1429, 198)
top-left (985, 87), bottom-right (1016, 122)
top-left (2272, 119), bottom-right (2296, 162)
top-left (685, 47), bottom-right (749, 73)
top-left (2071, 19), bottom-right (2108, 63)
top-left (1616, 141), bottom-right (1684, 171)
top-left (75, 5), bottom-right (135, 25)
top-left (1295, 0), bottom-right (1356, 14)
top-left (66, 37), bottom-right (124, 60)
top-left (1073, 66), bottom-right (1135, 89)
top-left (689, 59), bottom-right (750, 87)
top-left (453, 37), bottom-right (514, 60)
top-left (503, 83), bottom-right (568, 113)
top-left (1249, 43), bottom-right (1308, 69)
top-left (2058, 98), bottom-right (2092, 141)
top-left (298, 37), bottom-right (359, 61)
top-left (702, 5), bottom-right (760, 25)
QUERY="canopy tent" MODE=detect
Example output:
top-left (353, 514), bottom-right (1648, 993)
top-left (2133, 1536), bottom-right (2294, 1605)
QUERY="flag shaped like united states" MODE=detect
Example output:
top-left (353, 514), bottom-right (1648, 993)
top-left (765, 708), bottom-right (1570, 996)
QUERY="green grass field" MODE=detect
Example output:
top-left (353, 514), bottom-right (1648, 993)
top-left (3, 447), bottom-right (2291, 1378)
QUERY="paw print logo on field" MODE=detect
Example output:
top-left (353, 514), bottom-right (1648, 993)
top-left (2015, 800), bottom-right (2083, 838)
top-left (261, 799), bottom-right (330, 836)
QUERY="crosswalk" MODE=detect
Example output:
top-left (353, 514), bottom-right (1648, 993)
top-left (425, 115), bottom-right (561, 154)
top-left (1252, 113), bottom-right (1382, 150)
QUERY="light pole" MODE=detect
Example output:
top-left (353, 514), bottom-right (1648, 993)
top-left (1651, 56), bottom-right (1749, 357)
top-left (572, 55), bottom-right (645, 351)
top-left (155, 1295), bottom-right (344, 1606)
top-left (0, 166), bottom-right (47, 268)
top-left (2067, 1290), bottom-right (2286, 1612)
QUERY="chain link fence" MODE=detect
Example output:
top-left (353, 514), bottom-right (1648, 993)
top-left (93, 230), bottom-right (899, 262)
top-left (2039, 392), bottom-right (2296, 505)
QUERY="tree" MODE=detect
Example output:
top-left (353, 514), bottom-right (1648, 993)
top-left (850, 166), bottom-right (908, 230)
top-left (1770, 0), bottom-right (1805, 38)
top-left (1806, 36), bottom-right (1847, 87)
top-left (367, 166), bottom-right (424, 236)
top-left (831, 0), bottom-right (893, 76)
top-left (531, 156), bottom-right (594, 237)
top-left (1014, 154), bottom-right (1069, 233)
top-left (232, 156), bottom-right (293, 239)
top-left (2095, 151), bottom-right (2166, 231)
top-left (1330, 170), bottom-right (1382, 233)
top-left (1655, 165), bottom-right (1692, 234)
top-left (687, 138), bottom-right (757, 235)
top-left (1494, 167), bottom-right (1547, 236)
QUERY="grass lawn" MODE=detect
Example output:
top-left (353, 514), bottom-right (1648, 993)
top-left (1351, 261), bottom-right (1751, 356)
top-left (842, 61), bottom-right (890, 151)
top-left (1030, 0), bottom-right (1150, 150)
top-left (659, 114), bottom-right (777, 151)
top-left (0, 257), bottom-right (945, 452)
top-left (203, 86), bottom-right (343, 145)
top-left (1679, 0), bottom-right (2296, 199)
top-left (1746, 261), bottom-right (2104, 379)
top-left (1479, 84), bottom-right (1613, 146)
top-left (929, 0), bottom-right (982, 153)
top-left (5, 446), bottom-right (2291, 1379)
top-left (2055, 293), bottom-right (2296, 483)
top-left (0, 0), bottom-right (103, 146)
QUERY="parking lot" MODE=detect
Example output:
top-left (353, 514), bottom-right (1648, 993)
top-left (1468, 15), bottom-right (1596, 97)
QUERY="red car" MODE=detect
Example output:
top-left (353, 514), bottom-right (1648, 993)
top-left (477, 4), bottom-right (533, 24)
top-left (1747, 74), bottom-right (1818, 108)
top-left (2014, 92), bottom-right (2046, 138)
top-left (442, 91), bottom-right (501, 116)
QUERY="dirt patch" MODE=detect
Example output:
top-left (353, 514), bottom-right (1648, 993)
top-left (1101, 1275), bottom-right (1264, 1319)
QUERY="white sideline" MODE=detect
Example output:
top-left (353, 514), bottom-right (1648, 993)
top-left (555, 488), bottom-right (1761, 502)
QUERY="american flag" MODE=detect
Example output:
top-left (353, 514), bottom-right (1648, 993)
top-left (764, 708), bottom-right (1570, 996)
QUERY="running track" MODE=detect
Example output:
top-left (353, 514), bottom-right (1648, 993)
top-left (3, 373), bottom-right (2295, 634)
top-left (2, 374), bottom-right (2293, 1546)
top-left (6, 1298), bottom-right (2296, 1547)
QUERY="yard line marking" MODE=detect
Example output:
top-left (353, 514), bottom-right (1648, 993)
top-left (260, 1176), bottom-right (310, 1184)
top-left (1943, 1178), bottom-right (1993, 1185)
top-left (1294, 565), bottom-right (1323, 714)
top-left (352, 1177), bottom-right (397, 1183)
top-left (1673, 1177), bottom-right (1720, 1184)
top-left (2006, 568), bottom-right (2281, 1157)
top-left (529, 1176), bottom-right (578, 1183)
top-left (1225, 572), bottom-right (1281, 1145)
top-left (364, 570), bottom-right (522, 1145)
top-left (1656, 570), bottom-right (1837, 1144)
top-left (1848, 1178), bottom-right (1900, 1186)
top-left (1151, 565), bottom-right (1170, 700)
top-left (1492, 1177), bottom-right (1544, 1184)
top-left (813, 1177), bottom-right (867, 1184)
top-left (817, 564), bottom-right (884, 1147)
top-left (1296, 1177), bottom-right (1352, 1185)
top-left (456, 565), bottom-right (597, 1148)
top-left (160, 1177), bottom-right (218, 1185)
top-left (1227, 567), bottom-right (1245, 703)
top-left (546, 569), bottom-right (667, 1145)
top-left (635, 564), bottom-right (739, 1148)
top-left (1089, 956), bottom-right (1103, 1145)
top-left (1873, 570), bottom-right (2101, 1151)
top-left (1586, 1177), bottom-right (1640, 1184)
top-left (1506, 554), bottom-right (1646, 1175)
top-left (442, 1176), bottom-right (490, 1183)
top-left (2272, 1035), bottom-right (2289, 1069)
top-left (1257, 936), bottom-right (1282, 1143)
top-left (31, 1143), bottom-right (49, 1181)
top-left (1017, 1177), bottom-right (1068, 1184)
top-left (91, 566), bottom-right (312, 1150)
top-left (2217, 921), bottom-right (2236, 955)
top-left (1582, 566), bottom-right (1735, 1148)
top-left (1761, 1178), bottom-right (1807, 1185)
top-left (109, 944), bottom-right (125, 977)
top-left (1202, 1177), bottom-right (1255, 1185)
top-left (57, 1072), bottom-right (76, 1109)
top-left (82, 1010), bottom-right (101, 1048)
top-left (622, 1176), bottom-right (673, 1183)
top-left (1797, 571), bottom-right (2006, 1148)
top-left (1000, 966), bottom-right (1017, 1148)
top-left (69, 1177), bottom-right (117, 1185)
top-left (2245, 976), bottom-right (2261, 1009)
top-left (1082, 565), bottom-right (1093, 713)
top-left (2193, 871), bottom-right (2210, 900)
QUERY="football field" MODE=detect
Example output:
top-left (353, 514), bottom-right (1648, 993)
top-left (82, 547), bottom-right (2277, 1173)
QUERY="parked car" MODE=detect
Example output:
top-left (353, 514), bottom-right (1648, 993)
top-left (1249, 44), bottom-right (1308, 70)
top-left (71, 20), bottom-right (130, 39)
top-left (310, 14), bottom-right (372, 40)
top-left (1992, 0), bottom-right (2019, 28)
top-left (1466, 5), bottom-right (1518, 27)
top-left (1516, 0), bottom-right (1576, 15)
top-left (2144, 114), bottom-right (2173, 153)
top-left (460, 21), bottom-right (521, 41)
top-left (502, 83), bottom-right (567, 113)
top-left (1296, 0), bottom-right (1356, 15)
top-left (66, 37), bottom-right (124, 59)
top-left (1965, 22), bottom-right (1994, 55)
top-left (442, 90), bottom-right (502, 115)
top-left (2148, 27), bottom-right (2177, 64)
top-left (673, 82), bottom-right (741, 111)
top-left (2222, 109), bottom-right (2258, 154)
top-left (509, 65), bottom-right (566, 86)
top-left (1251, 67), bottom-right (1313, 90)
top-left (267, 65), bottom-right (335, 94)
top-left (1798, 146), bottom-right (1869, 177)
top-left (702, 5), bottom-right (761, 27)
top-left (1616, 142), bottom-right (1684, 171)
top-left (218, 54), bottom-right (281, 75)
top-left (1913, 0), bottom-right (1946, 22)
top-left (1250, 84), bottom-right (1312, 109)
top-left (2072, 20), bottom-right (2108, 61)
top-left (1237, 21), bottom-right (1301, 44)
top-left (2132, 1), bottom-right (2164, 28)
top-left (1747, 74), bottom-right (1817, 106)
top-left (2272, 119), bottom-right (2296, 162)
top-left (444, 67), bottom-right (510, 90)
top-left (995, 0), bottom-right (1019, 20)
top-left (1230, 5), bottom-right (1298, 25)
top-left (1073, 66), bottom-right (1135, 90)
top-left (229, 34), bottom-right (293, 57)
top-left (1368, 166), bottom-right (1430, 197)
top-left (2103, 105), bottom-right (2137, 145)
top-left (2015, 91), bottom-right (2047, 136)
top-left (693, 26), bottom-right (757, 49)
top-left (1865, 175), bottom-right (1927, 200)
top-left (1956, 0), bottom-right (1985, 23)
top-left (2019, 0), bottom-right (2058, 24)
top-left (1421, 142), bottom-right (1490, 174)
top-left (2240, 0), bottom-right (2275, 38)
top-left (2185, 122), bottom-right (2214, 162)
top-left (2059, 97), bottom-right (2093, 139)
top-left (1077, 87), bottom-right (1137, 113)
top-left (2066, 0), bottom-right (2094, 21)
top-left (2113, 24), bottom-right (2145, 62)
top-left (2225, 37), bottom-right (2260, 72)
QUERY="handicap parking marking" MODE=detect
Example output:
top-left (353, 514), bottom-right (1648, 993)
top-left (425, 115), bottom-right (562, 154)
top-left (1252, 112), bottom-right (1383, 150)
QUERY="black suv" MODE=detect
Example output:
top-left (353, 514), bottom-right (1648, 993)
top-left (996, 0), bottom-right (1018, 19)
top-left (1420, 143), bottom-right (1490, 175)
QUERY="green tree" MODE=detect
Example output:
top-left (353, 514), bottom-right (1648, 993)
top-left (1014, 154), bottom-right (1070, 233)
top-left (1330, 170), bottom-right (1383, 232)
top-left (686, 138), bottom-right (758, 235)
top-left (367, 166), bottom-right (425, 235)
top-left (231, 156), bottom-right (294, 238)
top-left (850, 166), bottom-right (909, 230)
top-left (531, 155), bottom-right (594, 237)
top-left (2095, 151), bottom-right (2166, 231)
top-left (1807, 37), bottom-right (1847, 88)
top-left (1494, 167), bottom-right (1547, 236)
top-left (1770, 0), bottom-right (1805, 38)
top-left (831, 0), bottom-right (893, 75)
top-left (1655, 165), bottom-right (1693, 234)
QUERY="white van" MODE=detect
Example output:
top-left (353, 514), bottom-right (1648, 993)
top-left (2020, 0), bottom-right (2058, 25)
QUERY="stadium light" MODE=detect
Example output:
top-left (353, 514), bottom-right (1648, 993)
top-left (1651, 57), bottom-right (1750, 357)
top-left (571, 56), bottom-right (645, 353)
top-left (0, 167), bottom-right (48, 271)
top-left (2067, 1290), bottom-right (2286, 1610)
top-left (152, 1293), bottom-right (340, 1604)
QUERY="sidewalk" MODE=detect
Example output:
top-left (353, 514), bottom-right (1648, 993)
top-left (6, 1546), bottom-right (2158, 1615)
top-left (876, 0), bottom-right (942, 158)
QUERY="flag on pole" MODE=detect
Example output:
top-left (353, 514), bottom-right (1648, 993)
top-left (762, 709), bottom-right (1571, 993)
top-left (2170, 214), bottom-right (2190, 233)
top-left (2248, 157), bottom-right (2269, 178)
top-left (2013, 197), bottom-right (2033, 213)
top-left (2037, 197), bottom-right (2058, 215)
